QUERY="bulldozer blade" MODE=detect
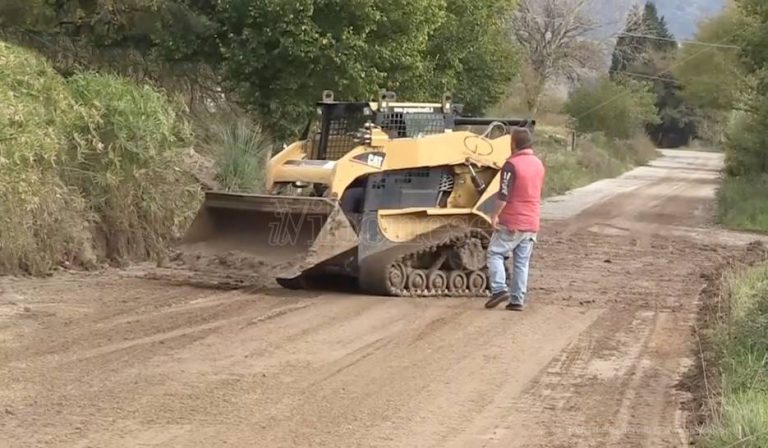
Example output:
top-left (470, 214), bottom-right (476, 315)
top-left (181, 192), bottom-right (360, 285)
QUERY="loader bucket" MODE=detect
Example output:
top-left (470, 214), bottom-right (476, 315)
top-left (180, 192), bottom-right (360, 285)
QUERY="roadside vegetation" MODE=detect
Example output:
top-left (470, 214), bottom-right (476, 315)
top-left (539, 73), bottom-right (660, 196)
top-left (666, 2), bottom-right (768, 445)
top-left (0, 41), bottom-right (201, 275)
top-left (671, 0), bottom-right (768, 233)
top-left (697, 254), bottom-right (768, 448)
top-left (208, 119), bottom-right (273, 193)
top-left (536, 131), bottom-right (657, 197)
top-left (717, 175), bottom-right (768, 234)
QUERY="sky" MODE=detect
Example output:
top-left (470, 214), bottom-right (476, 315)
top-left (588, 0), bottom-right (727, 40)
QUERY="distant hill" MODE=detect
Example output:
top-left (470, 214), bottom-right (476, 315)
top-left (588, 0), bottom-right (726, 41)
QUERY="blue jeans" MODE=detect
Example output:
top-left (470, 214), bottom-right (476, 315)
top-left (486, 228), bottom-right (536, 305)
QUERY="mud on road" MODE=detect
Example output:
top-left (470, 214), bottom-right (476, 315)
top-left (0, 150), bottom-right (759, 447)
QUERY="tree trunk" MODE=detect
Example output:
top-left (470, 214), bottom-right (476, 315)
top-left (522, 65), bottom-right (544, 116)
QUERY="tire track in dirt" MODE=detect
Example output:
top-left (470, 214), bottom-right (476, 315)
top-left (94, 304), bottom-right (602, 448)
top-left (60, 302), bottom-right (312, 365)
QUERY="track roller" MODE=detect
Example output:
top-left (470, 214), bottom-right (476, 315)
top-left (387, 262), bottom-right (407, 291)
top-left (407, 270), bottom-right (428, 293)
top-left (427, 270), bottom-right (447, 294)
top-left (468, 271), bottom-right (487, 295)
top-left (447, 271), bottom-right (468, 294)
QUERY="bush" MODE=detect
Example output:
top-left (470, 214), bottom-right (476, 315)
top-left (564, 76), bottom-right (660, 140)
top-left (0, 41), bottom-right (201, 274)
top-left (0, 41), bottom-right (94, 274)
top-left (724, 103), bottom-right (768, 177)
top-left (717, 174), bottom-right (768, 233)
top-left (66, 72), bottom-right (201, 262)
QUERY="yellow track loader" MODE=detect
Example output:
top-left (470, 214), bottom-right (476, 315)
top-left (180, 91), bottom-right (534, 297)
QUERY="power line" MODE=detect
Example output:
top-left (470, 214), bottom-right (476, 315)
top-left (610, 70), bottom-right (678, 83)
top-left (573, 26), bottom-right (742, 119)
top-left (609, 69), bottom-right (743, 85)
top-left (616, 31), bottom-right (740, 49)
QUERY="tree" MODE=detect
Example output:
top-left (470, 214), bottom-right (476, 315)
top-left (736, 0), bottom-right (768, 89)
top-left (511, 0), bottom-right (602, 114)
top-left (673, 5), bottom-right (747, 144)
top-left (426, 0), bottom-right (520, 115)
top-left (610, 4), bottom-right (646, 73)
top-left (610, 2), bottom-right (676, 75)
top-left (564, 76), bottom-right (660, 140)
top-left (216, 0), bottom-right (522, 139)
top-left (3, 0), bottom-right (523, 141)
top-left (213, 0), bottom-right (447, 140)
top-left (609, 1), bottom-right (703, 147)
top-left (673, 7), bottom-right (745, 113)
top-left (723, 0), bottom-right (768, 175)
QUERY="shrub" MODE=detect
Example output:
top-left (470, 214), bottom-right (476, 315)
top-left (564, 76), bottom-right (660, 140)
top-left (0, 41), bottom-right (202, 273)
top-left (207, 118), bottom-right (274, 193)
top-left (0, 41), bottom-right (94, 274)
top-left (65, 72), bottom-right (202, 263)
top-left (724, 103), bottom-right (768, 177)
top-left (718, 174), bottom-right (768, 233)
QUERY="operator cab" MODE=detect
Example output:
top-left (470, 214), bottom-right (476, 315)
top-left (302, 90), bottom-right (462, 161)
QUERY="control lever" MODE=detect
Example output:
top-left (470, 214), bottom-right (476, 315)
top-left (465, 158), bottom-right (487, 193)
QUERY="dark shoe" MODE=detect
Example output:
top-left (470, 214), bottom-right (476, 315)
top-left (485, 291), bottom-right (510, 309)
top-left (506, 302), bottom-right (524, 312)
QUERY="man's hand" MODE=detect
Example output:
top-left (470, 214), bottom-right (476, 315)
top-left (490, 198), bottom-right (506, 230)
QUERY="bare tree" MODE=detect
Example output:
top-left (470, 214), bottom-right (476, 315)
top-left (511, 0), bottom-right (603, 114)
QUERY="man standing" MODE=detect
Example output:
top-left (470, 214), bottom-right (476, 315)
top-left (484, 126), bottom-right (545, 311)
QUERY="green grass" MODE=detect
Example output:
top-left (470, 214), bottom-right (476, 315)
top-left (718, 175), bottom-right (768, 233)
top-left (700, 262), bottom-right (768, 447)
top-left (536, 129), bottom-right (659, 197)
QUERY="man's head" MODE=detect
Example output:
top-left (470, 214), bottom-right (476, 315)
top-left (510, 126), bottom-right (533, 152)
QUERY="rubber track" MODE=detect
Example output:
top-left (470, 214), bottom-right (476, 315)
top-left (359, 226), bottom-right (492, 298)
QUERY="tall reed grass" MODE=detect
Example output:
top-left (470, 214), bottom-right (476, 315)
top-left (0, 41), bottom-right (201, 274)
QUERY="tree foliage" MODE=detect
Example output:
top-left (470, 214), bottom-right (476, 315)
top-left (564, 76), bottom-right (660, 140)
top-left (721, 0), bottom-right (768, 176)
top-left (673, 5), bottom-right (747, 146)
top-left (736, 0), bottom-right (768, 86)
top-left (1, 0), bottom-right (521, 141)
top-left (426, 0), bottom-right (519, 115)
top-left (214, 0), bottom-right (446, 139)
top-left (673, 7), bottom-right (747, 113)
top-left (610, 2), bottom-right (676, 74)
top-left (214, 0), bottom-right (520, 139)
top-left (610, 0), bottom-right (699, 147)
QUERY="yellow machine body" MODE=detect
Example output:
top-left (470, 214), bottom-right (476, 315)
top-left (180, 92), bottom-right (534, 296)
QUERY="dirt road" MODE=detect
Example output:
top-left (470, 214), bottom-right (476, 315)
top-left (0, 149), bottom-right (755, 447)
